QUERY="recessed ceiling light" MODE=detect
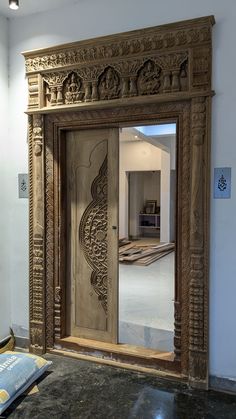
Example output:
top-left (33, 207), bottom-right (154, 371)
top-left (9, 0), bottom-right (19, 10)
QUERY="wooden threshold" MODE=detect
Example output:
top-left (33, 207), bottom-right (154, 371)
top-left (55, 336), bottom-right (180, 373)
top-left (49, 348), bottom-right (185, 383)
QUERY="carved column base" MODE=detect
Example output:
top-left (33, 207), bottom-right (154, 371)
top-left (189, 350), bottom-right (208, 389)
top-left (29, 321), bottom-right (45, 355)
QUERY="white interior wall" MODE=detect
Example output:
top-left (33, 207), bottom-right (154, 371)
top-left (129, 171), bottom-right (161, 239)
top-left (129, 172), bottom-right (144, 238)
top-left (3, 0), bottom-right (236, 380)
top-left (0, 15), bottom-right (10, 340)
top-left (143, 172), bottom-right (161, 207)
top-left (119, 140), bottom-right (162, 238)
top-left (160, 151), bottom-right (171, 243)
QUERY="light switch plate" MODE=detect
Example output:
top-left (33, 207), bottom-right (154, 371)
top-left (18, 174), bottom-right (28, 198)
top-left (214, 167), bottom-right (231, 199)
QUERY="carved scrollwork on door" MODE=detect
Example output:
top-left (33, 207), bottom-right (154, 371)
top-left (79, 156), bottom-right (108, 314)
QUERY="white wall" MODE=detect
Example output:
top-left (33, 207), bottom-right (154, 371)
top-left (0, 15), bottom-right (10, 340)
top-left (129, 171), bottom-right (161, 239)
top-left (6, 0), bottom-right (236, 380)
top-left (160, 151), bottom-right (171, 243)
top-left (119, 140), bottom-right (162, 238)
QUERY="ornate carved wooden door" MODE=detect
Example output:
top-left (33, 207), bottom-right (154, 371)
top-left (66, 128), bottom-right (119, 343)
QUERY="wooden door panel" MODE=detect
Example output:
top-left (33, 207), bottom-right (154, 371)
top-left (66, 128), bottom-right (119, 343)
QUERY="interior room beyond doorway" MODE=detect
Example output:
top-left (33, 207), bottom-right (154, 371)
top-left (119, 123), bottom-right (176, 353)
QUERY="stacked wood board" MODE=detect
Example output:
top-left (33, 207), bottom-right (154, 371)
top-left (119, 242), bottom-right (174, 266)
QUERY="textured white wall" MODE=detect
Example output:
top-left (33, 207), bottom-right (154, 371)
top-left (5, 0), bottom-right (236, 379)
top-left (0, 15), bottom-right (10, 339)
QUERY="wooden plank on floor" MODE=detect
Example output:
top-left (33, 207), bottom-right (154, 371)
top-left (119, 243), bottom-right (135, 254)
top-left (120, 244), bottom-right (174, 262)
top-left (133, 250), bottom-right (173, 266)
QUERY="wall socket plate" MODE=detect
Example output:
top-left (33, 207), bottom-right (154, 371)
top-left (18, 174), bottom-right (28, 198)
top-left (214, 167), bottom-right (231, 199)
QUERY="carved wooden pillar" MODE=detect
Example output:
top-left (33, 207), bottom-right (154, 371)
top-left (121, 77), bottom-right (129, 98)
top-left (189, 97), bottom-right (208, 388)
top-left (57, 86), bottom-right (63, 105)
top-left (92, 81), bottom-right (99, 101)
top-left (129, 76), bottom-right (137, 96)
top-left (172, 70), bottom-right (180, 92)
top-left (29, 114), bottom-right (46, 355)
top-left (84, 81), bottom-right (92, 102)
top-left (163, 70), bottom-right (171, 92)
top-left (50, 87), bottom-right (57, 105)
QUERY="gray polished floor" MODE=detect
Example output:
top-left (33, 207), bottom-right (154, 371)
top-left (119, 252), bottom-right (174, 351)
top-left (3, 354), bottom-right (236, 419)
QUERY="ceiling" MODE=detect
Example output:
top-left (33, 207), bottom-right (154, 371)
top-left (0, 0), bottom-right (81, 18)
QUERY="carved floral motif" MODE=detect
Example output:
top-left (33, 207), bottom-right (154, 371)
top-left (79, 156), bottom-right (108, 314)
top-left (24, 23), bottom-right (212, 73)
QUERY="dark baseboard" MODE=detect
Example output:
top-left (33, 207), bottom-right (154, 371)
top-left (210, 375), bottom-right (236, 394)
top-left (15, 336), bottom-right (30, 350)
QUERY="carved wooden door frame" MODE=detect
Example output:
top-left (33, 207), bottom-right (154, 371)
top-left (24, 15), bottom-right (214, 389)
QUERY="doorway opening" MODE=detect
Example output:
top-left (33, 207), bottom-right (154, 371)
top-left (119, 123), bottom-right (176, 354)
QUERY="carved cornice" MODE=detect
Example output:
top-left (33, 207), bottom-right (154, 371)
top-left (23, 17), bottom-right (214, 74)
top-left (23, 17), bottom-right (214, 110)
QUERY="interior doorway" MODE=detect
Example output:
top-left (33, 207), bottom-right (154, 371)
top-left (119, 124), bottom-right (176, 353)
top-left (65, 122), bottom-right (177, 356)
